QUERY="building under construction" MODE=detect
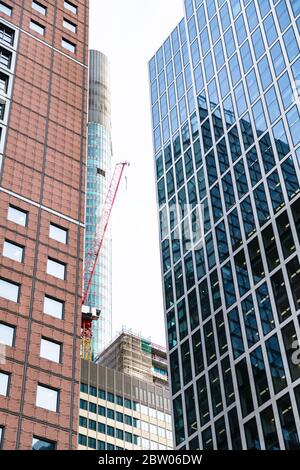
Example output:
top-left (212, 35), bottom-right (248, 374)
top-left (96, 329), bottom-right (169, 387)
top-left (78, 330), bottom-right (173, 450)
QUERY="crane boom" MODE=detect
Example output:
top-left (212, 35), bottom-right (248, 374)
top-left (82, 161), bottom-right (129, 306)
top-left (81, 161), bottom-right (129, 361)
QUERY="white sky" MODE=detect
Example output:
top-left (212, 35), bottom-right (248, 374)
top-left (89, 0), bottom-right (183, 347)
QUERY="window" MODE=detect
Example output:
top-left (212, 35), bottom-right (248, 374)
top-left (40, 338), bottom-right (61, 363)
top-left (0, 23), bottom-right (14, 45)
top-left (250, 347), bottom-right (270, 406)
top-left (64, 1), bottom-right (77, 14)
top-left (0, 278), bottom-right (19, 302)
top-left (32, 1), bottom-right (47, 15)
top-left (89, 402), bottom-right (96, 413)
top-left (0, 371), bottom-right (9, 396)
top-left (88, 437), bottom-right (96, 449)
top-left (0, 427), bottom-right (3, 448)
top-left (0, 100), bottom-right (5, 119)
top-left (79, 399), bottom-right (87, 410)
top-left (7, 206), bottom-right (27, 226)
top-left (98, 422), bottom-right (105, 434)
top-left (261, 406), bottom-right (280, 450)
top-left (30, 20), bottom-right (45, 35)
top-left (0, 2), bottom-right (12, 16)
top-left (266, 334), bottom-right (287, 393)
top-left (46, 258), bottom-right (66, 280)
top-left (277, 393), bottom-right (300, 450)
top-left (0, 323), bottom-right (14, 346)
top-left (79, 415), bottom-right (87, 428)
top-left (3, 240), bottom-right (24, 262)
top-left (286, 257), bottom-right (300, 310)
top-left (49, 224), bottom-right (68, 244)
top-left (228, 308), bottom-right (244, 358)
top-left (62, 37), bottom-right (76, 53)
top-left (43, 295), bottom-right (64, 319)
top-left (276, 211), bottom-right (295, 259)
top-left (0, 46), bottom-right (11, 68)
top-left (245, 418), bottom-right (260, 450)
top-left (0, 71), bottom-right (8, 93)
top-left (235, 359), bottom-right (254, 417)
top-left (88, 419), bottom-right (96, 431)
top-left (32, 437), bottom-right (56, 450)
top-left (36, 385), bottom-right (59, 412)
top-left (63, 18), bottom-right (76, 33)
top-left (78, 434), bottom-right (87, 446)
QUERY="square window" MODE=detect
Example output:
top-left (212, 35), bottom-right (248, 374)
top-left (62, 38), bottom-right (76, 53)
top-left (49, 224), bottom-right (68, 244)
top-left (0, 2), bottom-right (12, 16)
top-left (0, 371), bottom-right (9, 396)
top-left (46, 258), bottom-right (66, 280)
top-left (36, 385), bottom-right (59, 412)
top-left (0, 278), bottom-right (19, 302)
top-left (32, 437), bottom-right (56, 450)
top-left (30, 19), bottom-right (45, 35)
top-left (3, 240), bottom-right (24, 262)
top-left (40, 338), bottom-right (61, 363)
top-left (64, 1), bottom-right (77, 14)
top-left (32, 1), bottom-right (47, 15)
top-left (43, 295), bottom-right (64, 319)
top-left (63, 18), bottom-right (77, 33)
top-left (0, 323), bottom-right (14, 346)
top-left (7, 205), bottom-right (27, 226)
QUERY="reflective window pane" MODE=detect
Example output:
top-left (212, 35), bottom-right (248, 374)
top-left (0, 279), bottom-right (19, 302)
top-left (3, 240), bottom-right (24, 262)
top-left (46, 258), bottom-right (66, 280)
top-left (49, 224), bottom-right (68, 244)
top-left (40, 338), bottom-right (61, 363)
top-left (0, 323), bottom-right (14, 347)
top-left (36, 385), bottom-right (59, 412)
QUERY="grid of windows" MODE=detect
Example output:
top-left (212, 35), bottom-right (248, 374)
top-left (79, 381), bottom-right (173, 450)
top-left (150, 0), bottom-right (300, 450)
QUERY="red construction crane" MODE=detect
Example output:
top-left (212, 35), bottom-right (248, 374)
top-left (81, 161), bottom-right (129, 360)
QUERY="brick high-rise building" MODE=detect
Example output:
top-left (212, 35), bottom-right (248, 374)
top-left (0, 0), bottom-right (88, 450)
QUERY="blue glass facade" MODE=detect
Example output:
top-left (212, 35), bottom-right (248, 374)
top-left (85, 51), bottom-right (112, 357)
top-left (150, 0), bottom-right (300, 450)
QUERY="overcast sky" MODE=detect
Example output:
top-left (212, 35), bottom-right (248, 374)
top-left (89, 0), bottom-right (183, 347)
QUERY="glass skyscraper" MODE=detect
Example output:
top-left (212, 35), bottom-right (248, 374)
top-left (86, 50), bottom-right (113, 357)
top-left (149, 0), bottom-right (300, 450)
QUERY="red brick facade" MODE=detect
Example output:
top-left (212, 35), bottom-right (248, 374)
top-left (0, 0), bottom-right (88, 450)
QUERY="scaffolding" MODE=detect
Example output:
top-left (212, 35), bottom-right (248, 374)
top-left (95, 328), bottom-right (168, 385)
